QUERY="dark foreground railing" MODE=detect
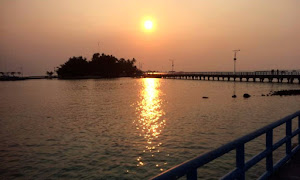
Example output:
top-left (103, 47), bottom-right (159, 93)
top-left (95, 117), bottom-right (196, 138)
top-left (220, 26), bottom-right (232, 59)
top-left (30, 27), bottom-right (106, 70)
top-left (151, 111), bottom-right (300, 180)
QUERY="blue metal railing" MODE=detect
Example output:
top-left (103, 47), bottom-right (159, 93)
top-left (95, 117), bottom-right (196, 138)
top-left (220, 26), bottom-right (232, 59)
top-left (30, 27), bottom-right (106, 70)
top-left (151, 111), bottom-right (300, 180)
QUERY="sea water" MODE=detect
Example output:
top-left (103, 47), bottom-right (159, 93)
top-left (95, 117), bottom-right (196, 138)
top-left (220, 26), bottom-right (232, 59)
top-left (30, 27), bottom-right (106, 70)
top-left (0, 78), bottom-right (299, 179)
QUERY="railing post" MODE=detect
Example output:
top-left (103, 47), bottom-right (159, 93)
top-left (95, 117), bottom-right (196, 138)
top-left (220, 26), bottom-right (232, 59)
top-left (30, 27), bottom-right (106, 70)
top-left (286, 119), bottom-right (292, 155)
top-left (298, 116), bottom-right (300, 145)
top-left (266, 130), bottom-right (273, 173)
top-left (187, 169), bottom-right (197, 180)
top-left (236, 144), bottom-right (245, 180)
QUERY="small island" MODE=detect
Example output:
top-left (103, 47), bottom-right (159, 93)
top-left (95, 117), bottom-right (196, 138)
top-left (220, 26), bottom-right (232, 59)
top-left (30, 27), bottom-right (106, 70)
top-left (56, 53), bottom-right (143, 79)
top-left (271, 89), bottom-right (300, 96)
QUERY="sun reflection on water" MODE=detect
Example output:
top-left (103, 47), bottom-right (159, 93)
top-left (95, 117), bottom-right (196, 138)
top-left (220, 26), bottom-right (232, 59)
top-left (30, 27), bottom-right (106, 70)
top-left (134, 78), bottom-right (166, 170)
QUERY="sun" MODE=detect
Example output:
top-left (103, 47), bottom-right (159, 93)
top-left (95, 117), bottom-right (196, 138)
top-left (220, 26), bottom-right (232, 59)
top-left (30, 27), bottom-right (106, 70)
top-left (144, 20), bottom-right (153, 30)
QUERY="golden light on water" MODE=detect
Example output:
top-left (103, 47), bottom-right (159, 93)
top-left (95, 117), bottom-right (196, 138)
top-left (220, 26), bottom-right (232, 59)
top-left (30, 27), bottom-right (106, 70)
top-left (134, 78), bottom-right (166, 168)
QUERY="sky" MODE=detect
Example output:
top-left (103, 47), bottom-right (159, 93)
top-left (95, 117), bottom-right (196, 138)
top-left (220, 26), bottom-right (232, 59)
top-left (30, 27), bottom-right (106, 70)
top-left (0, 0), bottom-right (300, 75)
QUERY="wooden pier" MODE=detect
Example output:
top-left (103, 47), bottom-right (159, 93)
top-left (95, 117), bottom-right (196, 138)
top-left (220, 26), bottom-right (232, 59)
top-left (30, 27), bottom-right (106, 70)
top-left (145, 71), bottom-right (300, 84)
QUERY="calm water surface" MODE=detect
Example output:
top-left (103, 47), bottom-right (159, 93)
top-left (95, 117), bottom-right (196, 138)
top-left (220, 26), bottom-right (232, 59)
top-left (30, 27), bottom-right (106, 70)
top-left (0, 78), bottom-right (299, 179)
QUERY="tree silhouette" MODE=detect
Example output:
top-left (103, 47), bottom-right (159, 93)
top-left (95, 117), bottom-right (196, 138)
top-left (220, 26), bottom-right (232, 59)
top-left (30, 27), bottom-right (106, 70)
top-left (46, 71), bottom-right (54, 78)
top-left (56, 56), bottom-right (89, 78)
top-left (56, 53), bottom-right (142, 78)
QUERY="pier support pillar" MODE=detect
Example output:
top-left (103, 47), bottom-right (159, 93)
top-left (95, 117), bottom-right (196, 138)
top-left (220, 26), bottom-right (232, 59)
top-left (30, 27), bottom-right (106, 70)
top-left (260, 78), bottom-right (264, 82)
top-left (268, 78), bottom-right (273, 83)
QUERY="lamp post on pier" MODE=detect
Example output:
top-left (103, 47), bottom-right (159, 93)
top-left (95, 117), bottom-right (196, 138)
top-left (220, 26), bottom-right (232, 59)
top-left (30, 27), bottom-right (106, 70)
top-left (233, 49), bottom-right (240, 75)
top-left (169, 59), bottom-right (174, 72)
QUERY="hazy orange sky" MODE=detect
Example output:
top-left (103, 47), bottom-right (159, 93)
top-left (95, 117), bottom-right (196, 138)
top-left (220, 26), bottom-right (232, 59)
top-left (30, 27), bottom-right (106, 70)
top-left (1, 0), bottom-right (299, 75)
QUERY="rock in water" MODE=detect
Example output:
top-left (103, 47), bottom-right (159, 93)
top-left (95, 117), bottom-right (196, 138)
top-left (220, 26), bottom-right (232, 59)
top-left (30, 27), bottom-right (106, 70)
top-left (243, 93), bottom-right (251, 98)
top-left (232, 95), bottom-right (237, 98)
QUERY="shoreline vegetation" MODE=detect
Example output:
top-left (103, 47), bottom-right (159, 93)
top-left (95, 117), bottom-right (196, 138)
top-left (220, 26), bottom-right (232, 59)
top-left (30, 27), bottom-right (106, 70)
top-left (56, 53), bottom-right (143, 79)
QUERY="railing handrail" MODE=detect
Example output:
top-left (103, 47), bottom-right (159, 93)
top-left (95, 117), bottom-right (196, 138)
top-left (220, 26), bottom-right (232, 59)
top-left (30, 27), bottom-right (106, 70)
top-left (151, 111), bottom-right (300, 180)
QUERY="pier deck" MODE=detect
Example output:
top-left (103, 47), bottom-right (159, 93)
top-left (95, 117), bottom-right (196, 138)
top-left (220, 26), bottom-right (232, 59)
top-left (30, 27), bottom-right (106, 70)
top-left (145, 71), bottom-right (300, 84)
top-left (269, 149), bottom-right (300, 179)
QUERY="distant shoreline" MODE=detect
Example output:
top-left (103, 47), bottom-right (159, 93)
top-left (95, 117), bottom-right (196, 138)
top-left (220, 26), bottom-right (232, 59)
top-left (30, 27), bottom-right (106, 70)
top-left (57, 75), bottom-right (142, 79)
top-left (0, 75), bottom-right (143, 81)
top-left (0, 76), bottom-right (54, 81)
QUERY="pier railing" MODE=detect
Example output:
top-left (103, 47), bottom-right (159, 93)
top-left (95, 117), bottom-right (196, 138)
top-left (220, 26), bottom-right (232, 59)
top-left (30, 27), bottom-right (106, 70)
top-left (145, 71), bottom-right (300, 76)
top-left (151, 111), bottom-right (300, 180)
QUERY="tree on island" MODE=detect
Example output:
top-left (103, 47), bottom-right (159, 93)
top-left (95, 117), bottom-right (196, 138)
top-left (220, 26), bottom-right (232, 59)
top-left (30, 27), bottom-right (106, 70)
top-left (46, 71), bottom-right (54, 78)
top-left (56, 53), bottom-right (142, 78)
